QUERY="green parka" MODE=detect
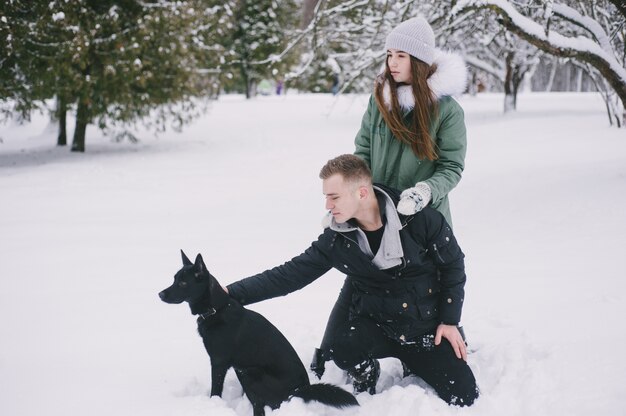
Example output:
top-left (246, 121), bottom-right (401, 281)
top-left (354, 50), bottom-right (468, 226)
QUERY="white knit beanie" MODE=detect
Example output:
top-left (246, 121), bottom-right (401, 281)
top-left (384, 17), bottom-right (435, 65)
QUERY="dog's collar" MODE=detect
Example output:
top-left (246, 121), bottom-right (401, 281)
top-left (196, 301), bottom-right (231, 321)
top-left (197, 308), bottom-right (217, 320)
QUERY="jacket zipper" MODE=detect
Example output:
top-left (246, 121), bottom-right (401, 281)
top-left (432, 243), bottom-right (445, 263)
top-left (342, 234), bottom-right (360, 246)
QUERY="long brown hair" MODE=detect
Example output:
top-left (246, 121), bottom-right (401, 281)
top-left (374, 56), bottom-right (439, 161)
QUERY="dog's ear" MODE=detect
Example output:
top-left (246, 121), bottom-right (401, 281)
top-left (194, 253), bottom-right (207, 275)
top-left (181, 250), bottom-right (193, 266)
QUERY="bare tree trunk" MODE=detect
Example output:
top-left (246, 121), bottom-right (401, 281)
top-left (503, 51), bottom-right (529, 112)
top-left (245, 79), bottom-right (257, 98)
top-left (468, 71), bottom-right (478, 96)
top-left (56, 96), bottom-right (67, 147)
top-left (576, 67), bottom-right (583, 92)
top-left (240, 60), bottom-right (256, 99)
top-left (71, 97), bottom-right (89, 152)
top-left (545, 57), bottom-right (558, 92)
top-left (504, 53), bottom-right (516, 112)
top-left (585, 64), bottom-right (624, 128)
top-left (522, 61), bottom-right (538, 93)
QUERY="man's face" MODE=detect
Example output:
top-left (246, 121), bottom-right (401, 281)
top-left (323, 174), bottom-right (362, 224)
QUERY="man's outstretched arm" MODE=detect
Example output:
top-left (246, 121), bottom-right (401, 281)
top-left (226, 234), bottom-right (333, 305)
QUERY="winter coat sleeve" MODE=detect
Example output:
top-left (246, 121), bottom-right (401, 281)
top-left (354, 95), bottom-right (375, 166)
top-left (423, 97), bottom-right (467, 206)
top-left (226, 233), bottom-right (333, 306)
top-left (414, 207), bottom-right (466, 325)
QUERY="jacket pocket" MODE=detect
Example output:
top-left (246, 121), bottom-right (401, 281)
top-left (415, 276), bottom-right (441, 298)
top-left (431, 225), bottom-right (463, 265)
top-left (350, 292), bottom-right (418, 324)
top-left (416, 297), bottom-right (439, 321)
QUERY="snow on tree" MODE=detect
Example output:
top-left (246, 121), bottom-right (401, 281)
top-left (1, 0), bottom-right (225, 151)
top-left (287, 1), bottom-right (438, 93)
top-left (452, 0), bottom-right (626, 127)
top-left (441, 8), bottom-right (543, 112)
top-left (0, 1), bottom-right (51, 122)
top-left (217, 0), bottom-right (300, 98)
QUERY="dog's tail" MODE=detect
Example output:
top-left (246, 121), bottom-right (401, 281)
top-left (291, 383), bottom-right (359, 408)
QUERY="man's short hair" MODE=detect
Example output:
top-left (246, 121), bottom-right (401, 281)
top-left (319, 154), bottom-right (372, 184)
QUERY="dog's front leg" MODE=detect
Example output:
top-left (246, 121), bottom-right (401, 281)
top-left (210, 363), bottom-right (229, 397)
top-left (252, 403), bottom-right (266, 416)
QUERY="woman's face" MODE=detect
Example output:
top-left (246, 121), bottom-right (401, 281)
top-left (387, 49), bottom-right (412, 84)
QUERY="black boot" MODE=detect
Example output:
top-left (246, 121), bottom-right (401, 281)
top-left (310, 347), bottom-right (328, 379)
top-left (402, 361), bottom-right (413, 378)
top-left (347, 358), bottom-right (380, 395)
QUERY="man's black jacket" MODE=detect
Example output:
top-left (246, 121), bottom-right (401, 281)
top-left (227, 185), bottom-right (466, 343)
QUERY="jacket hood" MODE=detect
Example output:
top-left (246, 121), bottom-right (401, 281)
top-left (379, 49), bottom-right (468, 111)
top-left (323, 185), bottom-right (405, 270)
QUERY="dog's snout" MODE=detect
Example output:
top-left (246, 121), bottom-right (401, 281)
top-left (159, 287), bottom-right (185, 304)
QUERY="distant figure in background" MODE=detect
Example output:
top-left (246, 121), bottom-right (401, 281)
top-left (331, 73), bottom-right (340, 95)
top-left (313, 16), bottom-right (470, 394)
top-left (276, 79), bottom-right (284, 95)
top-left (257, 79), bottom-right (273, 96)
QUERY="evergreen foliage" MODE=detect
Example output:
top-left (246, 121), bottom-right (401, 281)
top-left (218, 0), bottom-right (300, 97)
top-left (2, 0), bottom-right (625, 145)
top-left (1, 0), bottom-right (224, 151)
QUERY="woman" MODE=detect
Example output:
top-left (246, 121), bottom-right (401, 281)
top-left (356, 16), bottom-right (467, 226)
top-left (313, 16), bottom-right (471, 400)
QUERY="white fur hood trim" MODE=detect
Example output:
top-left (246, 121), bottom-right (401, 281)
top-left (321, 211), bottom-right (333, 229)
top-left (381, 49), bottom-right (468, 111)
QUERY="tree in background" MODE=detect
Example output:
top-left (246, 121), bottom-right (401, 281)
top-left (452, 0), bottom-right (626, 126)
top-left (442, 9), bottom-right (543, 112)
top-left (1, 0), bottom-right (224, 151)
top-left (287, 0), bottom-right (418, 93)
top-left (0, 1), bottom-right (51, 122)
top-left (3, 0), bottom-right (625, 139)
top-left (291, 0), bottom-right (625, 126)
top-left (218, 0), bottom-right (299, 98)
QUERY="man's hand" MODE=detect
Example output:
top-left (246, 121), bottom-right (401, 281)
top-left (435, 324), bottom-right (467, 361)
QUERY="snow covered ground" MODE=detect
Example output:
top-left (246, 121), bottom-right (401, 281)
top-left (1, 92), bottom-right (625, 416)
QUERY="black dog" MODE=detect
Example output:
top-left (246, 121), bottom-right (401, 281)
top-left (159, 251), bottom-right (358, 416)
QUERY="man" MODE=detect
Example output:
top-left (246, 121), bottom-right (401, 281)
top-left (226, 154), bottom-right (478, 406)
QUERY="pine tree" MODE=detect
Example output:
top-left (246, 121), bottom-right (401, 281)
top-left (0, 1), bottom-right (51, 121)
top-left (1, 0), bottom-right (226, 151)
top-left (221, 0), bottom-right (299, 98)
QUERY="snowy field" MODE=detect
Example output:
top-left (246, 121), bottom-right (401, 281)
top-left (1, 92), bottom-right (625, 416)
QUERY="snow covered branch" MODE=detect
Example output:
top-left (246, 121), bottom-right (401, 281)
top-left (607, 0), bottom-right (626, 19)
top-left (551, 3), bottom-right (613, 54)
top-left (452, 0), bottom-right (626, 125)
top-left (464, 54), bottom-right (505, 80)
